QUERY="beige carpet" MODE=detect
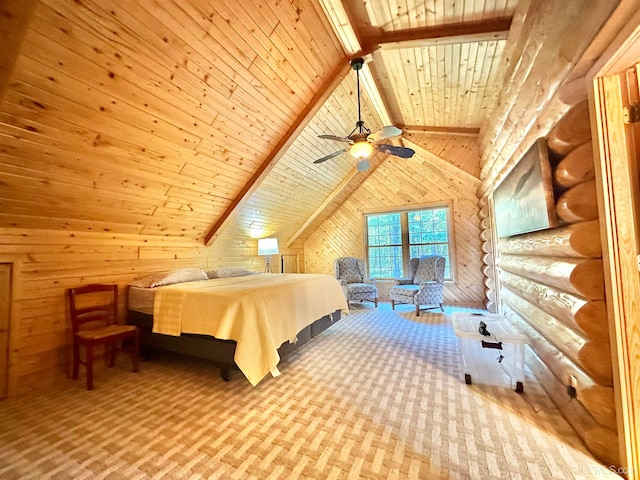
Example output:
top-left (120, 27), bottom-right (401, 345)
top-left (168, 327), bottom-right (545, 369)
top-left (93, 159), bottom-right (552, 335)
top-left (0, 303), bottom-right (621, 479)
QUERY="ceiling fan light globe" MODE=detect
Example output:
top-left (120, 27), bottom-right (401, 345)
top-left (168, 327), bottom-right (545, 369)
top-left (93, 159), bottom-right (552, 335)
top-left (357, 159), bottom-right (370, 171)
top-left (349, 141), bottom-right (373, 159)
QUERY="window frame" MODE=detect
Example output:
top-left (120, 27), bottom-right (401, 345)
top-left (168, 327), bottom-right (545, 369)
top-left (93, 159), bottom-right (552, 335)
top-left (362, 202), bottom-right (456, 282)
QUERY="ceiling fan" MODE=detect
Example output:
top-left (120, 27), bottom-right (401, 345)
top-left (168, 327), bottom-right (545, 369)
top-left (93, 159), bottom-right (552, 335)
top-left (313, 57), bottom-right (415, 171)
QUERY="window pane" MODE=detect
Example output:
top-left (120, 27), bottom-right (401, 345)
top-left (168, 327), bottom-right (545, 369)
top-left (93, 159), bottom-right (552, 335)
top-left (407, 207), bottom-right (452, 281)
top-left (366, 213), bottom-right (402, 278)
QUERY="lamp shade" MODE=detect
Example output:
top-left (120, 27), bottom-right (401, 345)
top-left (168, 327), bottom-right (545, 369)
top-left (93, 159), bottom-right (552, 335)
top-left (349, 141), bottom-right (373, 159)
top-left (258, 237), bottom-right (279, 256)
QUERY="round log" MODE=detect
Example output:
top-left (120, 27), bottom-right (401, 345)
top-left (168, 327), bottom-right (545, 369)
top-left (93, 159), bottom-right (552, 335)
top-left (547, 100), bottom-right (591, 156)
top-left (523, 344), bottom-right (619, 467)
top-left (501, 288), bottom-right (612, 385)
top-left (481, 241), bottom-right (493, 254)
top-left (482, 264), bottom-right (495, 278)
top-left (484, 276), bottom-right (495, 290)
top-left (556, 77), bottom-right (588, 107)
top-left (482, 253), bottom-right (493, 265)
top-left (554, 141), bottom-right (595, 188)
top-left (504, 307), bottom-right (617, 430)
top-left (484, 300), bottom-right (496, 312)
top-left (478, 205), bottom-right (489, 220)
top-left (497, 220), bottom-right (601, 258)
top-left (499, 254), bottom-right (605, 300)
top-left (499, 270), bottom-right (609, 341)
top-left (480, 216), bottom-right (491, 230)
top-left (575, 301), bottom-right (609, 339)
top-left (486, 289), bottom-right (496, 303)
top-left (555, 179), bottom-right (598, 223)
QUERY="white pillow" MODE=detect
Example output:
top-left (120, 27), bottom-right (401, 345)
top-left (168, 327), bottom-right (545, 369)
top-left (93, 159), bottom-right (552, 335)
top-left (206, 266), bottom-right (255, 279)
top-left (130, 268), bottom-right (208, 288)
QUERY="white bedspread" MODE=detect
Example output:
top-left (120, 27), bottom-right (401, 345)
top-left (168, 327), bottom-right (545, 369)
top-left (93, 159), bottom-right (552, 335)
top-left (152, 273), bottom-right (348, 386)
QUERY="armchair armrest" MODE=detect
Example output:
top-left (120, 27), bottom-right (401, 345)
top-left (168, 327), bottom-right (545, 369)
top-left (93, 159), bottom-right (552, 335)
top-left (394, 278), bottom-right (413, 285)
top-left (338, 278), bottom-right (347, 287)
top-left (363, 277), bottom-right (376, 286)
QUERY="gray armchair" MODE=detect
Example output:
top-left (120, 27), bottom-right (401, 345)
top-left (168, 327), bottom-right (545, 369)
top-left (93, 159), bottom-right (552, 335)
top-left (389, 255), bottom-right (445, 316)
top-left (334, 257), bottom-right (378, 307)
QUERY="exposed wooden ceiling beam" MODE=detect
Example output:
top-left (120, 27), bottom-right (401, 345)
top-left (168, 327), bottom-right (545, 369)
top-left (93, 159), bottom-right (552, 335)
top-left (362, 17), bottom-right (513, 50)
top-left (402, 125), bottom-right (481, 136)
top-left (204, 59), bottom-right (352, 246)
top-left (318, 0), bottom-right (362, 54)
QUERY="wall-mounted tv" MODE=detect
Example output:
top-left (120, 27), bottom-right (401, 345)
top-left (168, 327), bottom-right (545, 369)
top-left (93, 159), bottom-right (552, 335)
top-left (493, 138), bottom-right (557, 238)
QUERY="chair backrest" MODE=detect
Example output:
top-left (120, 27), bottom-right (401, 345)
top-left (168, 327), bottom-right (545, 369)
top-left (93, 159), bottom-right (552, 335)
top-left (410, 256), bottom-right (446, 284)
top-left (67, 284), bottom-right (118, 335)
top-left (334, 257), bottom-right (365, 284)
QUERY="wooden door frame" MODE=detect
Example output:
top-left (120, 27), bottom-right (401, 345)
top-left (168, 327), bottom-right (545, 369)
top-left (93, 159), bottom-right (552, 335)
top-left (589, 9), bottom-right (640, 475)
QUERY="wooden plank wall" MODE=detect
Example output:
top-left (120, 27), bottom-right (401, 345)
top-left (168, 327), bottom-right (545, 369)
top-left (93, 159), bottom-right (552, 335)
top-left (488, 103), bottom-right (619, 466)
top-left (304, 150), bottom-right (485, 307)
top-left (0, 228), bottom-right (266, 396)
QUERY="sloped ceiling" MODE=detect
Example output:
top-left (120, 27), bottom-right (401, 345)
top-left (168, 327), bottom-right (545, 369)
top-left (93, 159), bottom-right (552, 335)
top-left (0, 0), bottom-right (516, 246)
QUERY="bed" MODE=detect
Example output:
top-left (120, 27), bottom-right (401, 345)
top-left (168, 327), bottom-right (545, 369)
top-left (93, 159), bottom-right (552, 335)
top-left (126, 268), bottom-right (348, 385)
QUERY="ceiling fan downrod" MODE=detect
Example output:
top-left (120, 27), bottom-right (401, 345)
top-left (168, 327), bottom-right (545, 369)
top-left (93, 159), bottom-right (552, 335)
top-left (350, 57), bottom-right (368, 136)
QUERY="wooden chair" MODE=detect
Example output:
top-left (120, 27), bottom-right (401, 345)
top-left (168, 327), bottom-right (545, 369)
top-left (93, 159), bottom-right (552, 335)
top-left (67, 284), bottom-right (139, 390)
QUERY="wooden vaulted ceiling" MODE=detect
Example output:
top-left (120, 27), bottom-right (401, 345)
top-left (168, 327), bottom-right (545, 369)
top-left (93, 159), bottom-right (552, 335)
top-left (0, 0), bottom-right (516, 247)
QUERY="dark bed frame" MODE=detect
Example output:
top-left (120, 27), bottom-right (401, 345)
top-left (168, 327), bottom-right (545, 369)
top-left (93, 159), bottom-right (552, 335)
top-left (126, 309), bottom-right (342, 381)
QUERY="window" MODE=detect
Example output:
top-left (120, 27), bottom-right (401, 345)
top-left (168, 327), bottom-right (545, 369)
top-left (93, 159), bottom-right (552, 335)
top-left (365, 205), bottom-right (454, 281)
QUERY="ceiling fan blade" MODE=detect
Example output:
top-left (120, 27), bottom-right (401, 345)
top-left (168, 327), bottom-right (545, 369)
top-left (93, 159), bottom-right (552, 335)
top-left (318, 134), bottom-right (352, 143)
top-left (374, 143), bottom-right (415, 159)
top-left (313, 149), bottom-right (348, 164)
top-left (368, 125), bottom-right (403, 143)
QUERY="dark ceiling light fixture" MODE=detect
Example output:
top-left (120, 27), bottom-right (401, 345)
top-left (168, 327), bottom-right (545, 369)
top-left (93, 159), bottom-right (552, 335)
top-left (313, 57), bottom-right (415, 171)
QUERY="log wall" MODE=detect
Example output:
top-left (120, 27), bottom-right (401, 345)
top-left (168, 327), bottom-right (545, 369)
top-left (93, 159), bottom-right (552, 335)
top-left (490, 102), bottom-right (619, 465)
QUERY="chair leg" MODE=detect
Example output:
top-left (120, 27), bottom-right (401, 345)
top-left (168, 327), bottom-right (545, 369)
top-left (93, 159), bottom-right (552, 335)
top-left (391, 300), bottom-right (395, 310)
top-left (415, 305), bottom-right (420, 317)
top-left (72, 341), bottom-right (80, 380)
top-left (374, 298), bottom-right (378, 307)
top-left (86, 345), bottom-right (94, 391)
top-left (108, 342), bottom-right (116, 368)
top-left (440, 303), bottom-right (444, 312)
top-left (132, 330), bottom-right (139, 373)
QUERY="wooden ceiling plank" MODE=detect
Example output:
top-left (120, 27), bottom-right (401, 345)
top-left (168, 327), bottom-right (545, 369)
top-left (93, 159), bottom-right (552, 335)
top-left (458, 40), bottom-right (480, 127)
top-left (204, 59), bottom-right (351, 246)
top-left (148, 1), bottom-right (304, 128)
top-left (263, 0), bottom-right (341, 69)
top-left (369, 50), bottom-right (406, 126)
top-left (362, 17), bottom-right (513, 50)
top-left (197, 1), bottom-right (318, 97)
top-left (286, 168), bottom-right (358, 247)
top-left (403, 138), bottom-right (480, 185)
top-left (0, 0), bottom-right (37, 105)
top-left (32, 3), bottom-right (222, 125)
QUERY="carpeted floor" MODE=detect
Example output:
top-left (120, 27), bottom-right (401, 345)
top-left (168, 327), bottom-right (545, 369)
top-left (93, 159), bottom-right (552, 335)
top-left (0, 303), bottom-right (622, 479)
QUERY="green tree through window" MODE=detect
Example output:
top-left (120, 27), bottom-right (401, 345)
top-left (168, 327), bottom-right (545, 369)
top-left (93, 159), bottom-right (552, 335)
top-left (365, 206), bottom-right (453, 280)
